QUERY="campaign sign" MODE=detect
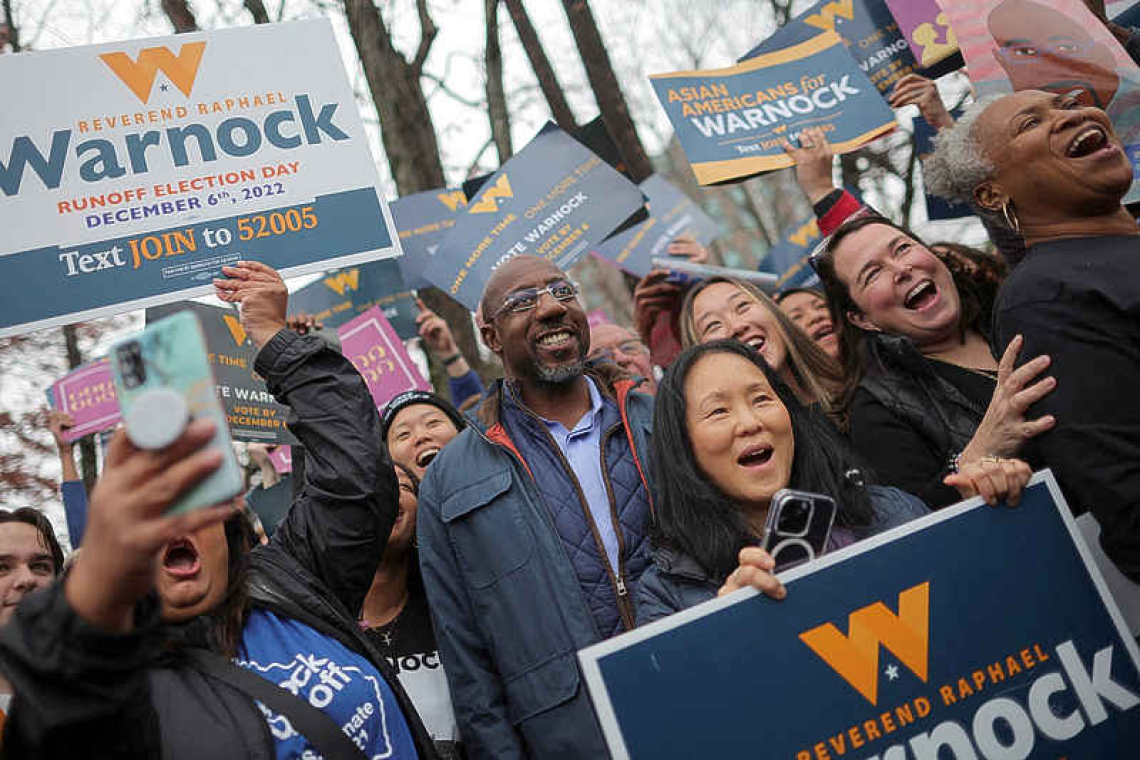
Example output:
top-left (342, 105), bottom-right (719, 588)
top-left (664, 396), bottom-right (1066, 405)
top-left (760, 213), bottom-right (824, 290)
top-left (337, 306), bottom-right (429, 411)
top-left (425, 123), bottom-right (645, 312)
top-left (593, 174), bottom-right (721, 278)
top-left (742, 0), bottom-right (962, 93)
top-left (390, 187), bottom-right (467, 290)
top-left (885, 0), bottom-right (959, 68)
top-left (579, 472), bottom-right (1140, 759)
top-left (48, 358), bottom-right (122, 442)
top-left (938, 0), bottom-right (1140, 201)
top-left (652, 32), bottom-right (896, 185)
top-left (0, 19), bottom-right (401, 338)
top-left (146, 301), bottom-right (297, 445)
top-left (288, 257), bottom-right (418, 340)
top-left (267, 444), bottom-right (292, 474)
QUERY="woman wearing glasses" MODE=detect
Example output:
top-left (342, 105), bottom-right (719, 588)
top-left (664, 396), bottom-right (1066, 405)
top-left (813, 216), bottom-right (1052, 509)
top-left (637, 340), bottom-right (1029, 624)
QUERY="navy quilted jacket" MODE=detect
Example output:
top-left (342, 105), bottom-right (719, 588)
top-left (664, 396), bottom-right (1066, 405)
top-left (417, 365), bottom-right (655, 759)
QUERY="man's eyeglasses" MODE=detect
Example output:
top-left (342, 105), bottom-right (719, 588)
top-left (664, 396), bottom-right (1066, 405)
top-left (491, 279), bottom-right (579, 320)
top-left (588, 340), bottom-right (649, 362)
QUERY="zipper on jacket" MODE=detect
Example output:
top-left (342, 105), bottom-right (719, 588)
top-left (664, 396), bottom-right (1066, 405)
top-left (469, 420), bottom-right (611, 638)
top-left (598, 425), bottom-right (636, 631)
top-left (506, 393), bottom-right (638, 633)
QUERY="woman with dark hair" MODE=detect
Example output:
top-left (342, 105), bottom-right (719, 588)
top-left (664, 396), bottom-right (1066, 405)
top-left (928, 89), bottom-right (1140, 581)
top-left (813, 215), bottom-right (1053, 509)
top-left (678, 277), bottom-right (845, 416)
top-left (930, 242), bottom-right (1008, 328)
top-left (360, 462), bottom-right (462, 759)
top-left (0, 262), bottom-right (438, 760)
top-left (637, 340), bottom-right (1031, 623)
top-left (774, 287), bottom-right (840, 360)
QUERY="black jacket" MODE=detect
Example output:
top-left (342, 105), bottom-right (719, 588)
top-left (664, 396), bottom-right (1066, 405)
top-left (848, 333), bottom-right (985, 508)
top-left (994, 234), bottom-right (1140, 582)
top-left (0, 330), bottom-right (439, 760)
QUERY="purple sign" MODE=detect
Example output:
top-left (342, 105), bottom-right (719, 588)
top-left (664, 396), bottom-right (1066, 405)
top-left (268, 445), bottom-right (293, 474)
top-left (886, 0), bottom-right (959, 68)
top-left (49, 359), bottom-right (122, 443)
top-left (337, 306), bottom-right (430, 410)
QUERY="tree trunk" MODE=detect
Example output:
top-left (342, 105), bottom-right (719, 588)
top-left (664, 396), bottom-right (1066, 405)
top-left (484, 0), bottom-right (512, 163)
top-left (244, 0), bottom-right (270, 24)
top-left (559, 0), bottom-right (653, 182)
top-left (342, 0), bottom-right (491, 381)
top-left (503, 0), bottom-right (577, 131)
top-left (2, 0), bottom-right (21, 52)
top-left (61, 325), bottom-right (98, 491)
top-left (162, 0), bottom-right (199, 33)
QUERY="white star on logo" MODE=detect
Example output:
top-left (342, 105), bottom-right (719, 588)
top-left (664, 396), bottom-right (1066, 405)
top-left (885, 664), bottom-right (900, 681)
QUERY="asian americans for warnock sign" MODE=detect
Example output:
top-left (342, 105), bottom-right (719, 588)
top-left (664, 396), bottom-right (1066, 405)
top-left (0, 19), bottom-right (401, 338)
top-left (579, 472), bottom-right (1140, 759)
top-left (651, 31), bottom-right (896, 185)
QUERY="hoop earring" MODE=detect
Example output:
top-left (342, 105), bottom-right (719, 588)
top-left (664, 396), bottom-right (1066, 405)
top-left (1001, 200), bottom-right (1020, 233)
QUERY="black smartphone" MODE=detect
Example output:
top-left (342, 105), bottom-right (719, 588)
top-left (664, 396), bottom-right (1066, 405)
top-left (759, 489), bottom-right (838, 573)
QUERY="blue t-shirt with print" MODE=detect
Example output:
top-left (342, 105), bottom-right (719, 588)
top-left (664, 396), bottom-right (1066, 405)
top-left (237, 608), bottom-right (419, 760)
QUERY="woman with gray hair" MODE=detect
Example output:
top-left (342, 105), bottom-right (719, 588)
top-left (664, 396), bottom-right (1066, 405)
top-left (927, 89), bottom-right (1140, 582)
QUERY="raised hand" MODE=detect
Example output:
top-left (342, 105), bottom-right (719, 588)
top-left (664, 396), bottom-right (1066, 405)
top-left (783, 126), bottom-right (837, 204)
top-left (961, 335), bottom-right (1056, 463)
top-left (888, 74), bottom-right (954, 131)
top-left (213, 261), bottom-right (289, 350)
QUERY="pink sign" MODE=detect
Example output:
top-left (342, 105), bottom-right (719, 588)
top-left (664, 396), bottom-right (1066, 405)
top-left (49, 358), bottom-right (122, 443)
top-left (338, 306), bottom-right (430, 410)
top-left (267, 445), bottom-right (293, 474)
top-left (886, 0), bottom-right (958, 68)
top-left (587, 309), bottom-right (612, 328)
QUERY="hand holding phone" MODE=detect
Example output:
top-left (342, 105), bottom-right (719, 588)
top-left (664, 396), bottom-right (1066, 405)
top-left (759, 489), bottom-right (837, 573)
top-left (110, 311), bottom-right (243, 515)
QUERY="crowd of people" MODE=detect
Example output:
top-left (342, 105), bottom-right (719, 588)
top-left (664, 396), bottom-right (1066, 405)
top-left (3, 5), bottom-right (1140, 758)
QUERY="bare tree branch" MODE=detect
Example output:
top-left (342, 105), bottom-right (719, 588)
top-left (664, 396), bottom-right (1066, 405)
top-left (162, 0), bottom-right (199, 32)
top-left (484, 0), bottom-right (512, 162)
top-left (411, 0), bottom-right (437, 75)
top-left (244, 0), bottom-right (270, 24)
top-left (2, 0), bottom-right (21, 52)
top-left (503, 0), bottom-right (577, 130)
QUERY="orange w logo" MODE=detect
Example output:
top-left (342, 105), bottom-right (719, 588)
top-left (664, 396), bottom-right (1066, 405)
top-left (799, 582), bottom-right (930, 705)
top-left (468, 174), bottom-right (513, 214)
top-left (99, 42), bottom-right (207, 103)
top-left (803, 0), bottom-right (855, 31)
top-left (437, 190), bottom-right (467, 212)
top-left (222, 314), bottom-right (248, 347)
top-left (324, 269), bottom-right (360, 296)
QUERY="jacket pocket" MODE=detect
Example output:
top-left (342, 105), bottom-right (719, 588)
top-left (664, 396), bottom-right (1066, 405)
top-left (441, 469), bottom-right (533, 588)
top-left (502, 650), bottom-right (580, 726)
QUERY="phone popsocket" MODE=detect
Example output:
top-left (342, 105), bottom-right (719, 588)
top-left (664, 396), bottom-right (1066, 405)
top-left (123, 387), bottom-right (188, 450)
top-left (109, 312), bottom-right (244, 514)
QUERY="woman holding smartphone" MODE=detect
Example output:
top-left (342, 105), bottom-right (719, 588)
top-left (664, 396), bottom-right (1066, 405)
top-left (0, 262), bottom-right (438, 760)
top-left (636, 340), bottom-right (1031, 625)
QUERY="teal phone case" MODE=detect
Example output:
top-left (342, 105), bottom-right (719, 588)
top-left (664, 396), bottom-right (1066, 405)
top-left (110, 311), bottom-right (244, 515)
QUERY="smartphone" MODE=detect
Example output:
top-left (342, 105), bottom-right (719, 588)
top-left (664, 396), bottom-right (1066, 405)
top-left (110, 311), bottom-right (243, 515)
top-left (665, 270), bottom-right (699, 286)
top-left (759, 489), bottom-right (838, 573)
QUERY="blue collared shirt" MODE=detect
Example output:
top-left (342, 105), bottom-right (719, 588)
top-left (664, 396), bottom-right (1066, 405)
top-left (537, 377), bottom-right (620, 573)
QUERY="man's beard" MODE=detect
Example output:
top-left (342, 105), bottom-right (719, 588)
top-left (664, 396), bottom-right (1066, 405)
top-left (534, 358), bottom-right (585, 385)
